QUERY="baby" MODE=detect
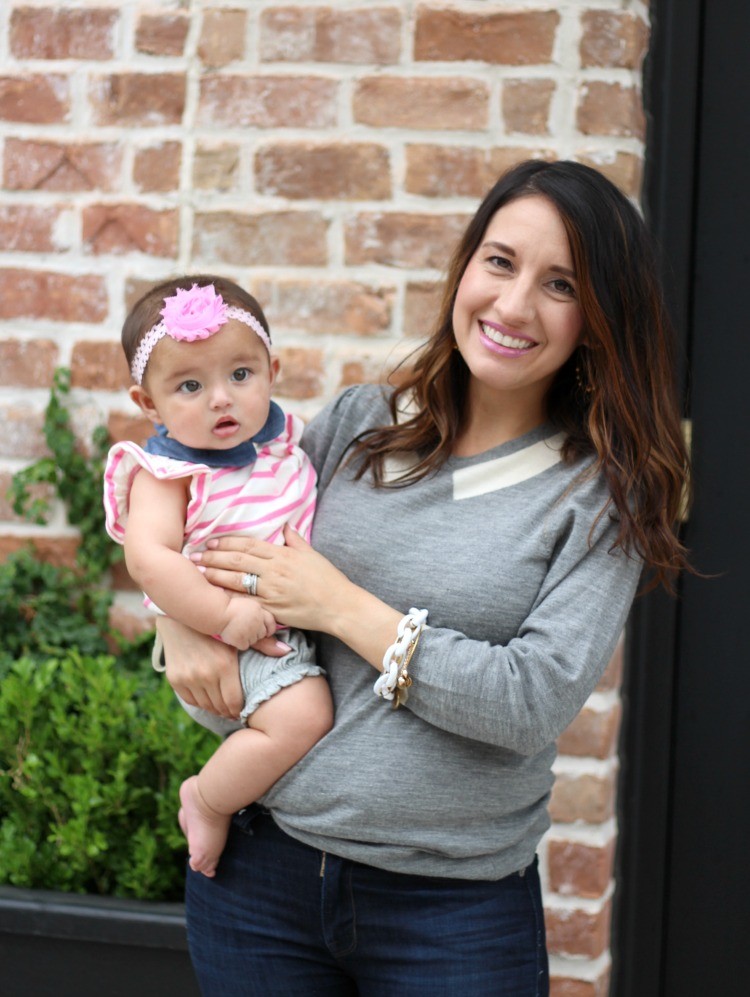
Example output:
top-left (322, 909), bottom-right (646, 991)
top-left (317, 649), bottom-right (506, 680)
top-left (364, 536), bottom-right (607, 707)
top-left (104, 276), bottom-right (333, 877)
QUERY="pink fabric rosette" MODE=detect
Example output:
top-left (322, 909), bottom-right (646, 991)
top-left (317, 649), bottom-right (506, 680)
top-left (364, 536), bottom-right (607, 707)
top-left (160, 283), bottom-right (228, 342)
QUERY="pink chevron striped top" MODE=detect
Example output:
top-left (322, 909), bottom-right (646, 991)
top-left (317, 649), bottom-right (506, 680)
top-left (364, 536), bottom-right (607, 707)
top-left (103, 412), bottom-right (316, 613)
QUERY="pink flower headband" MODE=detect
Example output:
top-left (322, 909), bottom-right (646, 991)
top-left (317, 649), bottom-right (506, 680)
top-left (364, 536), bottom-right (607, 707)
top-left (130, 283), bottom-right (272, 384)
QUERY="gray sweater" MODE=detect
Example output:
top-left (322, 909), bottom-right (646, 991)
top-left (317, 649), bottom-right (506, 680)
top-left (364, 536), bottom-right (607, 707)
top-left (261, 385), bottom-right (642, 880)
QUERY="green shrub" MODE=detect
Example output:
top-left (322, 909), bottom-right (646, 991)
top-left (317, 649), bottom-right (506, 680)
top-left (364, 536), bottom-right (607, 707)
top-left (7, 367), bottom-right (120, 582)
top-left (0, 548), bottom-right (112, 665)
top-left (0, 366), bottom-right (216, 901)
top-left (0, 650), bottom-right (214, 900)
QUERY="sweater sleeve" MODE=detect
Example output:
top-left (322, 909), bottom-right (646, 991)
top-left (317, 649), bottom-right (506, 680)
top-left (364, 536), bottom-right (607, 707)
top-left (404, 508), bottom-right (641, 755)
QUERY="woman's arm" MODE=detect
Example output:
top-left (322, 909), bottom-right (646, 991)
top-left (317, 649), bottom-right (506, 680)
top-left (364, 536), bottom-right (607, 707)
top-left (125, 470), bottom-right (276, 649)
top-left (190, 518), bottom-right (642, 754)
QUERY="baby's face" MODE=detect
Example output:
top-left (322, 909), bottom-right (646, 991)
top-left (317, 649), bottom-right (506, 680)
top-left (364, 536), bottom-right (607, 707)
top-left (134, 320), bottom-right (279, 451)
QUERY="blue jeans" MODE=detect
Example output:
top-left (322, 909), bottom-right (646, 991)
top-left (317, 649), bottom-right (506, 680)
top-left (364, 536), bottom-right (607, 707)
top-left (185, 808), bottom-right (549, 996)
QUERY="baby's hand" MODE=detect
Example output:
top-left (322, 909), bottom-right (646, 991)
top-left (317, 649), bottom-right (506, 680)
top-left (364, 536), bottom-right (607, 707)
top-left (219, 597), bottom-right (276, 651)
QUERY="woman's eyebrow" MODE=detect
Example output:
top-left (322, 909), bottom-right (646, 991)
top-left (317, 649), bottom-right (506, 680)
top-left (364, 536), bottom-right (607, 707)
top-left (482, 240), bottom-right (576, 278)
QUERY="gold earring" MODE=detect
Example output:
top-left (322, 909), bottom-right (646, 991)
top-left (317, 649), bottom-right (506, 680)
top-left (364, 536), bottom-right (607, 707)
top-left (575, 358), bottom-right (593, 395)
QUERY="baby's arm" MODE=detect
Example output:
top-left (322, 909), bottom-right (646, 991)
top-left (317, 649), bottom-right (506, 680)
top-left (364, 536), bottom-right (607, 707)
top-left (124, 469), bottom-right (275, 650)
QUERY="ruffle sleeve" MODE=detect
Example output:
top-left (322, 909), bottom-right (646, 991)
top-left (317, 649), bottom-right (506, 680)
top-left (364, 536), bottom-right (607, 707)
top-left (103, 442), bottom-right (211, 545)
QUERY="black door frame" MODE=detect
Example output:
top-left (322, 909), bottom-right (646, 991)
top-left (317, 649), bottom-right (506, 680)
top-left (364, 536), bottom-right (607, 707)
top-left (614, 0), bottom-right (750, 992)
top-left (612, 2), bottom-right (703, 992)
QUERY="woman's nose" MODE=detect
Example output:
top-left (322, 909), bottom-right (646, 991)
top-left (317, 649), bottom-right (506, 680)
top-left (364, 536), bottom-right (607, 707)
top-left (494, 278), bottom-right (535, 325)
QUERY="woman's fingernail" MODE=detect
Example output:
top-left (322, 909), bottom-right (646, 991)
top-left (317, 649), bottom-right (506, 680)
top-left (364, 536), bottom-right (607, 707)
top-left (189, 552), bottom-right (202, 561)
top-left (195, 565), bottom-right (206, 574)
top-left (275, 641), bottom-right (292, 652)
top-left (206, 539), bottom-right (218, 548)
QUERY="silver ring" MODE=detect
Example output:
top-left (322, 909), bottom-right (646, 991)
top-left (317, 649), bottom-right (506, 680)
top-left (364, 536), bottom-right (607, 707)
top-left (241, 572), bottom-right (259, 597)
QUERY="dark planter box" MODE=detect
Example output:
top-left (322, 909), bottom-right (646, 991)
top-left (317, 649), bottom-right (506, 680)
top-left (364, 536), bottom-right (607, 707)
top-left (0, 886), bottom-right (200, 997)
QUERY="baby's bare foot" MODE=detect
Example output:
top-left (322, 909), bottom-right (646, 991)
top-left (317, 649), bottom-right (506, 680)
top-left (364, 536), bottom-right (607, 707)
top-left (178, 775), bottom-right (230, 878)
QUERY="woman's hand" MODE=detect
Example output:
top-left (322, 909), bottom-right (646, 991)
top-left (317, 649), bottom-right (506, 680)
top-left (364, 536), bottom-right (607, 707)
top-left (190, 526), bottom-right (352, 634)
top-left (190, 526), bottom-right (405, 673)
top-left (156, 616), bottom-right (290, 719)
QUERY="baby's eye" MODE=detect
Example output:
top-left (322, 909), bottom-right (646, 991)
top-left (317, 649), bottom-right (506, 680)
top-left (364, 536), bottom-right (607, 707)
top-left (178, 380), bottom-right (201, 394)
top-left (231, 367), bottom-right (252, 383)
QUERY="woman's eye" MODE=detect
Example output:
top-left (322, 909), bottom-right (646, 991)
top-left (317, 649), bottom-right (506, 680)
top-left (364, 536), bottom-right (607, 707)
top-left (178, 380), bottom-right (201, 394)
top-left (550, 278), bottom-right (576, 297)
top-left (488, 255), bottom-right (512, 270)
top-left (231, 367), bottom-right (251, 383)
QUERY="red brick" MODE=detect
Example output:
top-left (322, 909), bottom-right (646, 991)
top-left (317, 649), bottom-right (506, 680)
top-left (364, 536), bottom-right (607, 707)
top-left (135, 12), bottom-right (190, 57)
top-left (82, 204), bottom-right (179, 257)
top-left (133, 143), bottom-right (182, 193)
top-left (549, 772), bottom-right (616, 824)
top-left (339, 356), bottom-right (391, 388)
top-left (557, 703), bottom-right (621, 760)
top-left (338, 354), bottom-right (414, 391)
top-left (107, 411), bottom-right (152, 447)
top-left (404, 280), bottom-right (444, 338)
top-left (344, 212), bottom-right (469, 269)
top-left (3, 138), bottom-right (123, 192)
top-left (193, 144), bottom-right (241, 192)
top-left (89, 74), bottom-right (186, 127)
top-left (577, 82), bottom-right (646, 139)
top-left (545, 900), bottom-right (611, 959)
top-left (266, 280), bottom-right (394, 335)
top-left (577, 151), bottom-right (643, 198)
top-left (0, 339), bottom-right (58, 387)
top-left (405, 145), bottom-right (553, 198)
top-left (485, 148), bottom-right (557, 186)
top-left (596, 639), bottom-right (624, 692)
top-left (198, 9), bottom-right (247, 68)
top-left (580, 12), bottom-right (648, 70)
top-left (124, 277), bottom-right (162, 314)
top-left (0, 205), bottom-right (66, 253)
top-left (0, 404), bottom-right (46, 458)
top-left (550, 971), bottom-right (610, 997)
top-left (70, 341), bottom-right (129, 392)
top-left (0, 536), bottom-right (79, 569)
top-left (0, 270), bottom-right (107, 323)
top-left (502, 79), bottom-right (556, 135)
top-left (261, 6), bottom-right (401, 64)
top-left (547, 838), bottom-right (615, 899)
top-left (255, 142), bottom-right (391, 200)
top-left (408, 144), bottom-right (491, 197)
top-left (111, 559), bottom-right (140, 592)
top-left (198, 75), bottom-right (337, 128)
top-left (274, 347), bottom-right (325, 400)
top-left (415, 7), bottom-right (558, 65)
top-left (353, 76), bottom-right (488, 130)
top-left (10, 7), bottom-right (116, 60)
top-left (108, 604), bottom-right (155, 643)
top-left (0, 74), bottom-right (69, 124)
top-left (193, 211), bottom-right (329, 267)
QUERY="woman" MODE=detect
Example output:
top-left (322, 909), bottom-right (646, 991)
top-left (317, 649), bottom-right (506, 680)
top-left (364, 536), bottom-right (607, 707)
top-left (159, 160), bottom-right (690, 995)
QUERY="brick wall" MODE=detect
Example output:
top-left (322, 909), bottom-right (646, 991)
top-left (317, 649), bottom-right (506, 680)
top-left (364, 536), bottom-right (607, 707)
top-left (0, 2), bottom-right (650, 991)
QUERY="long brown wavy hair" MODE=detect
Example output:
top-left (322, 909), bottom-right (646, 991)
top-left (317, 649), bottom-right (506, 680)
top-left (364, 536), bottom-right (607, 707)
top-left (349, 160), bottom-right (691, 591)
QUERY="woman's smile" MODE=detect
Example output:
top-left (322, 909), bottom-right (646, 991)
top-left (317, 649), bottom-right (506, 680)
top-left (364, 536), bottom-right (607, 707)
top-left (479, 320), bottom-right (537, 355)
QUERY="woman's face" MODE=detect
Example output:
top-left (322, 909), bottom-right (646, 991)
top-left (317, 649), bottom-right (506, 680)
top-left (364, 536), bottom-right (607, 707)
top-left (452, 194), bottom-right (584, 423)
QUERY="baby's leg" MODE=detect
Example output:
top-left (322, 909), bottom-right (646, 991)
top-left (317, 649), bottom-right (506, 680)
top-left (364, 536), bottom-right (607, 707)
top-left (179, 676), bottom-right (332, 878)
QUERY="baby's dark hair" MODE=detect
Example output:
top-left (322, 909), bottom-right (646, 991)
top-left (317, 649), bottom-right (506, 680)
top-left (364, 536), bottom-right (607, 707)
top-left (122, 274), bottom-right (271, 375)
